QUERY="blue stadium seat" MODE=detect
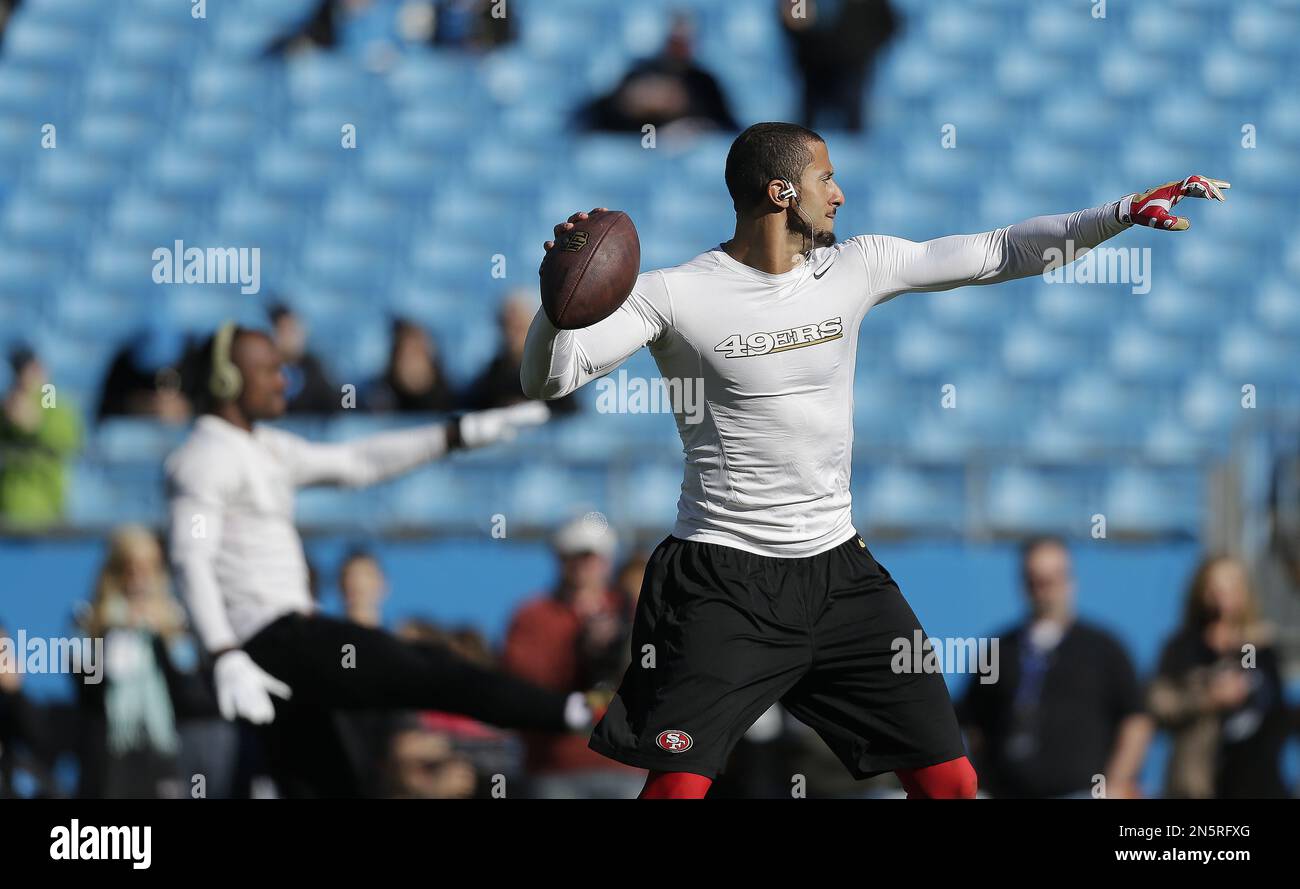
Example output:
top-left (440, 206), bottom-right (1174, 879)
top-left (508, 465), bottom-right (607, 527)
top-left (1057, 372), bottom-right (1148, 444)
top-left (1202, 49), bottom-right (1279, 101)
top-left (2, 18), bottom-right (96, 67)
top-left (285, 54), bottom-right (379, 108)
top-left (388, 52), bottom-right (485, 105)
top-left (1021, 415), bottom-right (1096, 464)
top-left (1253, 278), bottom-right (1300, 334)
top-left (359, 142), bottom-right (446, 199)
top-left (253, 141), bottom-right (339, 199)
top-left (878, 46), bottom-right (971, 101)
top-left (382, 465), bottom-right (473, 528)
top-left (1143, 415), bottom-right (1214, 464)
top-left (1217, 324), bottom-right (1294, 383)
top-left (176, 108), bottom-right (262, 158)
top-left (215, 188), bottom-right (306, 248)
top-left (1229, 146), bottom-right (1300, 197)
top-left (106, 192), bottom-right (205, 243)
top-left (77, 111), bottom-right (160, 159)
top-left (106, 17), bottom-right (195, 67)
top-left (1001, 323), bottom-right (1083, 380)
top-left (93, 418), bottom-right (188, 465)
top-left (859, 466), bottom-right (965, 533)
top-left (611, 463), bottom-right (680, 530)
top-left (995, 50), bottom-right (1072, 100)
top-left (984, 467), bottom-right (1080, 535)
top-left (53, 281), bottom-right (149, 337)
top-left (1, 189), bottom-right (83, 250)
top-left (1171, 238), bottom-right (1254, 289)
top-left (1098, 48), bottom-right (1176, 100)
top-left (1233, 4), bottom-right (1300, 54)
top-left (189, 60), bottom-right (281, 113)
top-left (393, 106), bottom-right (478, 155)
top-left (1109, 325), bottom-right (1198, 383)
top-left (144, 145), bottom-right (237, 200)
top-left (30, 148), bottom-right (120, 202)
top-left (296, 486), bottom-right (377, 530)
top-left (904, 412), bottom-right (978, 462)
top-left (0, 245), bottom-right (57, 295)
top-left (903, 143), bottom-right (985, 193)
top-left (482, 51), bottom-right (576, 109)
top-left (893, 322), bottom-right (978, 377)
top-left (83, 64), bottom-right (170, 114)
top-left (1103, 467), bottom-right (1201, 536)
top-left (1037, 90), bottom-right (1120, 150)
top-left (1179, 374), bottom-right (1243, 433)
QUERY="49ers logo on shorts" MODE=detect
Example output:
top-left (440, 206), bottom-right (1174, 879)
top-left (655, 729), bottom-right (693, 753)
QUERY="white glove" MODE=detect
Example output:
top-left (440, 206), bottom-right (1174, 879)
top-left (458, 401), bottom-right (551, 448)
top-left (213, 650), bottom-right (292, 725)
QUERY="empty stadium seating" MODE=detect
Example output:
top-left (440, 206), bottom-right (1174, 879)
top-left (0, 0), bottom-right (1295, 540)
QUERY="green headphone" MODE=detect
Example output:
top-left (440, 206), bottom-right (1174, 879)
top-left (209, 321), bottom-right (243, 400)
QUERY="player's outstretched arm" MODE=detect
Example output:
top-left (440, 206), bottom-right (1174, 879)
top-left (266, 402), bottom-right (552, 489)
top-left (863, 175), bottom-right (1229, 303)
top-left (521, 210), bottom-right (669, 400)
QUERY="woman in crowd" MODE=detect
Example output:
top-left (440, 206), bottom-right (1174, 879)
top-left (76, 525), bottom-right (224, 798)
top-left (1149, 555), bottom-right (1291, 798)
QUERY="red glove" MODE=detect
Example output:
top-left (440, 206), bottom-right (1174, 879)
top-left (1119, 175), bottom-right (1229, 231)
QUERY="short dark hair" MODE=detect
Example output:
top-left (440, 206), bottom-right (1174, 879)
top-left (724, 122), bottom-right (824, 214)
top-left (267, 302), bottom-right (294, 324)
top-left (1020, 535), bottom-right (1067, 571)
top-left (340, 546), bottom-right (379, 571)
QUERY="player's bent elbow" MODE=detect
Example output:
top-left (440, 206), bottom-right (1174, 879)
top-left (519, 371), bottom-right (571, 402)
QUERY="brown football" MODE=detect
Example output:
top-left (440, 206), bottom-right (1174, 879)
top-left (540, 209), bottom-right (640, 330)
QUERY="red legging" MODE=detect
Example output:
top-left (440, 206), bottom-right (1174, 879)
top-left (894, 756), bottom-right (978, 799)
top-left (639, 756), bottom-right (977, 799)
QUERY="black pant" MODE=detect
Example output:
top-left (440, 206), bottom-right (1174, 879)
top-left (243, 613), bottom-right (569, 798)
top-left (591, 535), bottom-right (966, 779)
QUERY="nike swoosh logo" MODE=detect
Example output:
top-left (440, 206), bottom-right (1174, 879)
top-left (813, 263), bottom-right (833, 279)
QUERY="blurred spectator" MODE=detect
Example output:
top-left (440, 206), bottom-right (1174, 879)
top-left (336, 558), bottom-right (516, 797)
top-left (76, 526), bottom-right (225, 799)
top-left (396, 618), bottom-right (523, 793)
top-left (1149, 556), bottom-right (1291, 799)
top-left (0, 0), bottom-right (19, 46)
top-left (0, 620), bottom-right (37, 796)
top-left (98, 325), bottom-right (193, 424)
top-left (267, 0), bottom-right (511, 62)
top-left (613, 551), bottom-right (649, 613)
top-left (266, 0), bottom-right (339, 54)
top-left (780, 0), bottom-right (898, 134)
top-left (365, 318), bottom-right (455, 413)
top-left (463, 292), bottom-right (577, 415)
top-left (0, 345), bottom-right (81, 529)
top-left (332, 549), bottom-right (401, 795)
top-left (430, 0), bottom-right (515, 51)
top-left (339, 548), bottom-right (388, 628)
top-left (382, 717), bottom-right (477, 798)
top-left (269, 304), bottom-right (340, 415)
top-left (580, 13), bottom-right (738, 136)
top-left (960, 537), bottom-right (1152, 798)
top-left (502, 515), bottom-right (643, 798)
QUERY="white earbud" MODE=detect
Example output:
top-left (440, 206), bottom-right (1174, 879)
top-left (777, 181), bottom-right (798, 202)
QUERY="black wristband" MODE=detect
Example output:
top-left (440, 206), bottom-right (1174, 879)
top-left (446, 417), bottom-right (465, 451)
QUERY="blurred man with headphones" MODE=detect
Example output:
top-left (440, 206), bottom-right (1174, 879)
top-left (165, 322), bottom-right (598, 797)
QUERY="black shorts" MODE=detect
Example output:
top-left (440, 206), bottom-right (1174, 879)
top-left (589, 534), bottom-right (967, 780)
